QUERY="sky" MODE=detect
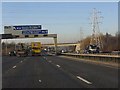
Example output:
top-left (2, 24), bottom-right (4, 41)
top-left (0, 1), bottom-right (118, 44)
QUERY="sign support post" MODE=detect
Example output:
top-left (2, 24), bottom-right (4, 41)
top-left (5, 39), bottom-right (8, 55)
top-left (54, 37), bottom-right (58, 55)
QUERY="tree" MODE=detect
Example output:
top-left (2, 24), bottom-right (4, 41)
top-left (76, 32), bottom-right (119, 52)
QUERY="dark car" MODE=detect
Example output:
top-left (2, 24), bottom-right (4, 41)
top-left (9, 51), bottom-right (16, 56)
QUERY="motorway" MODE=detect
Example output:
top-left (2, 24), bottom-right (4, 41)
top-left (2, 55), bottom-right (118, 88)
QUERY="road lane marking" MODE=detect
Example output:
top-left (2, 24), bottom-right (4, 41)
top-left (48, 61), bottom-right (52, 63)
top-left (43, 57), bottom-right (47, 60)
top-left (39, 80), bottom-right (42, 83)
top-left (76, 76), bottom-right (92, 84)
top-left (20, 61), bottom-right (23, 63)
top-left (56, 65), bottom-right (61, 68)
top-left (12, 66), bottom-right (16, 69)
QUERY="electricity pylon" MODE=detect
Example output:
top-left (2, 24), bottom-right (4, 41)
top-left (90, 8), bottom-right (103, 49)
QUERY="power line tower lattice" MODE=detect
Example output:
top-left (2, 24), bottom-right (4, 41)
top-left (90, 8), bottom-right (103, 50)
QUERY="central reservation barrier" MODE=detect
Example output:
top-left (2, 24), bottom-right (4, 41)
top-left (61, 53), bottom-right (120, 63)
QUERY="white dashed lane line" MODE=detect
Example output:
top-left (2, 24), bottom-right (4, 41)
top-left (48, 61), bottom-right (52, 63)
top-left (39, 80), bottom-right (42, 83)
top-left (76, 76), bottom-right (92, 84)
top-left (12, 65), bottom-right (17, 69)
top-left (4, 57), bottom-right (30, 75)
top-left (43, 57), bottom-right (47, 59)
top-left (20, 61), bottom-right (23, 63)
top-left (56, 64), bottom-right (61, 68)
top-left (45, 58), bottom-right (92, 85)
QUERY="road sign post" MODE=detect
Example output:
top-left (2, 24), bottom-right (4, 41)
top-left (54, 37), bottom-right (58, 55)
top-left (5, 39), bottom-right (8, 55)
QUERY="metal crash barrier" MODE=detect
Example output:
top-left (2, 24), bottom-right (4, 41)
top-left (61, 53), bottom-right (120, 63)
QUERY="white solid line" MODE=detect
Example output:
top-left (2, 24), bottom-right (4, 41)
top-left (13, 66), bottom-right (16, 69)
top-left (56, 65), bottom-right (61, 68)
top-left (76, 76), bottom-right (92, 84)
top-left (39, 80), bottom-right (42, 83)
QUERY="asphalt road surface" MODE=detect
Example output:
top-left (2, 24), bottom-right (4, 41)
top-left (2, 55), bottom-right (118, 88)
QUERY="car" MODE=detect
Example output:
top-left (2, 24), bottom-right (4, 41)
top-left (16, 49), bottom-right (29, 57)
top-left (9, 51), bottom-right (16, 56)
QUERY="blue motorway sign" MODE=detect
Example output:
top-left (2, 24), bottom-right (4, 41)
top-left (22, 30), bottom-right (48, 35)
top-left (13, 25), bottom-right (42, 30)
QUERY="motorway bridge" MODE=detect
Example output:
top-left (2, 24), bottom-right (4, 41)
top-left (42, 43), bottom-right (78, 46)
